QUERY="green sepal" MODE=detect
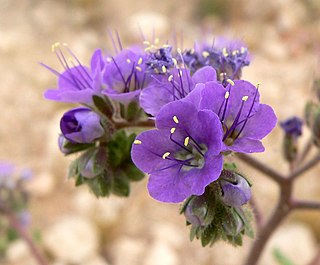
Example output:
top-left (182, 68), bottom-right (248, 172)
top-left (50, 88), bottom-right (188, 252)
top-left (86, 172), bottom-right (113, 198)
top-left (112, 170), bottom-right (130, 197)
top-left (92, 95), bottom-right (113, 118)
top-left (62, 140), bottom-right (95, 155)
top-left (126, 101), bottom-right (141, 122)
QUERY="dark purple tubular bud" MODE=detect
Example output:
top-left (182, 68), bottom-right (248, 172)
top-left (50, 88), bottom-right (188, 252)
top-left (184, 195), bottom-right (211, 227)
top-left (280, 116), bottom-right (303, 162)
top-left (222, 208), bottom-right (245, 236)
top-left (60, 107), bottom-right (104, 144)
top-left (219, 170), bottom-right (251, 208)
top-left (280, 117), bottom-right (303, 138)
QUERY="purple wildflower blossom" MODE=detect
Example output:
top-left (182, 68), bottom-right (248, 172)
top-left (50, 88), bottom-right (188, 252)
top-left (102, 48), bottom-right (149, 104)
top-left (140, 66), bottom-right (217, 116)
top-left (197, 80), bottom-right (277, 153)
top-left (44, 43), bottom-right (106, 104)
top-left (60, 107), bottom-right (104, 143)
top-left (145, 45), bottom-right (175, 74)
top-left (131, 100), bottom-right (223, 203)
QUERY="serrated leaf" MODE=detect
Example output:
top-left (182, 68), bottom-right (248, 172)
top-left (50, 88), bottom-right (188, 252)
top-left (123, 164), bottom-right (144, 181)
top-left (113, 171), bottom-right (130, 197)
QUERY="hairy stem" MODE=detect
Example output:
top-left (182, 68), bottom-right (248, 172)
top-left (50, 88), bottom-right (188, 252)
top-left (290, 152), bottom-right (320, 180)
top-left (114, 119), bottom-right (155, 129)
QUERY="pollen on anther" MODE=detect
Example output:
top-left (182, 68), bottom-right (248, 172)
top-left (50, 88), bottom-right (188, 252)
top-left (51, 42), bottom-right (61, 52)
top-left (106, 57), bottom-right (112, 62)
top-left (242, 95), bottom-right (249, 101)
top-left (134, 140), bottom-right (142, 145)
top-left (138, 57), bottom-right (143, 65)
top-left (177, 48), bottom-right (182, 54)
top-left (126, 59), bottom-right (131, 64)
top-left (172, 58), bottom-right (178, 66)
top-left (173, 116), bottom-right (179, 124)
top-left (222, 48), bottom-right (229, 57)
top-left (162, 65), bottom-right (167, 73)
top-left (170, 127), bottom-right (176, 134)
top-left (241, 47), bottom-right (246, 53)
top-left (162, 152), bottom-right (170, 159)
top-left (226, 79), bottom-right (235, 86)
top-left (184, 137), bottom-right (190, 147)
top-left (135, 66), bottom-right (142, 72)
top-left (225, 91), bottom-right (230, 99)
top-left (168, 75), bottom-right (173, 82)
top-left (256, 82), bottom-right (262, 88)
top-left (143, 40), bottom-right (150, 45)
top-left (202, 51), bottom-right (210, 58)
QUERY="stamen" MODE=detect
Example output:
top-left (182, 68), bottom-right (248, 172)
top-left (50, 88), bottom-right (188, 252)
top-left (134, 140), bottom-right (142, 145)
top-left (143, 40), bottom-right (150, 45)
top-left (222, 47), bottom-right (229, 57)
top-left (178, 70), bottom-right (183, 77)
top-left (170, 127), bottom-right (176, 134)
top-left (162, 152), bottom-right (170, 159)
top-left (242, 95), bottom-right (249, 101)
top-left (202, 51), bottom-right (210, 58)
top-left (162, 65), bottom-right (167, 73)
top-left (184, 137), bottom-right (190, 147)
top-left (168, 75), bottom-right (174, 82)
top-left (126, 59), bottom-right (131, 63)
top-left (226, 79), bottom-right (235, 86)
top-left (106, 57), bottom-right (112, 62)
top-left (135, 66), bottom-right (142, 72)
top-left (240, 47), bottom-right (246, 53)
top-left (177, 48), bottom-right (182, 54)
top-left (51, 42), bottom-right (61, 52)
top-left (232, 50), bottom-right (239, 56)
top-left (256, 82), bottom-right (262, 88)
top-left (172, 58), bottom-right (178, 66)
top-left (138, 57), bottom-right (143, 65)
top-left (225, 91), bottom-right (230, 99)
top-left (173, 116), bottom-right (179, 124)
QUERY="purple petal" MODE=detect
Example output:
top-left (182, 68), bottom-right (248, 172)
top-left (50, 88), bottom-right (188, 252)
top-left (192, 66), bottom-right (217, 84)
top-left (223, 138), bottom-right (265, 153)
top-left (241, 104), bottom-right (277, 139)
top-left (199, 81), bottom-right (226, 115)
top-left (182, 83), bottom-right (205, 109)
top-left (44, 88), bottom-right (95, 104)
top-left (104, 89), bottom-right (141, 104)
top-left (131, 129), bottom-right (180, 173)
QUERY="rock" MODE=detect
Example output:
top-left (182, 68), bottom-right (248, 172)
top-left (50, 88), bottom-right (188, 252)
top-left (72, 190), bottom-right (126, 227)
top-left (27, 171), bottom-right (55, 197)
top-left (149, 222), bottom-right (184, 248)
top-left (86, 255), bottom-right (110, 265)
top-left (260, 222), bottom-right (317, 265)
top-left (43, 216), bottom-right (99, 264)
top-left (143, 242), bottom-right (179, 265)
top-left (6, 239), bottom-right (37, 265)
top-left (109, 237), bottom-right (147, 265)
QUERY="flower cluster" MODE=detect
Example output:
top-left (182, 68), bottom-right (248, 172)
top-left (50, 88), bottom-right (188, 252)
top-left (44, 35), bottom-right (277, 245)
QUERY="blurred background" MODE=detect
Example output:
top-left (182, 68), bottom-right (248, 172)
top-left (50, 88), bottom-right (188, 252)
top-left (0, 0), bottom-right (320, 264)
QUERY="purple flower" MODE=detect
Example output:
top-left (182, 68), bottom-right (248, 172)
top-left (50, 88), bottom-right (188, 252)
top-left (140, 66), bottom-right (217, 116)
top-left (102, 49), bottom-right (148, 103)
top-left (198, 80), bottom-right (277, 153)
top-left (60, 107), bottom-right (104, 143)
top-left (280, 116), bottom-right (303, 138)
top-left (131, 100), bottom-right (223, 203)
top-left (219, 170), bottom-right (251, 207)
top-left (44, 43), bottom-right (106, 104)
top-left (182, 37), bottom-right (250, 80)
top-left (145, 45), bottom-right (175, 74)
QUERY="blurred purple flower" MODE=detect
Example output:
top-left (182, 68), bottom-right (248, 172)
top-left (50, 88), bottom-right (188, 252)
top-left (280, 116), bottom-right (303, 138)
top-left (131, 100), bottom-right (223, 203)
top-left (60, 107), bottom-right (104, 143)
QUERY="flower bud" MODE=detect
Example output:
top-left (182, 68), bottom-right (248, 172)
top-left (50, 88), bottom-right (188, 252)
top-left (60, 107), bottom-right (104, 143)
top-left (219, 170), bottom-right (251, 207)
top-left (78, 148), bottom-right (107, 179)
top-left (222, 208), bottom-right (245, 236)
top-left (280, 116), bottom-right (303, 162)
top-left (184, 195), bottom-right (212, 227)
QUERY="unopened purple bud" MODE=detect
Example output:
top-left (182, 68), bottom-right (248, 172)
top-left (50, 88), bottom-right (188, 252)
top-left (184, 195), bottom-right (211, 227)
top-left (60, 107), bottom-right (104, 144)
top-left (280, 117), bottom-right (303, 138)
top-left (219, 170), bottom-right (251, 207)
